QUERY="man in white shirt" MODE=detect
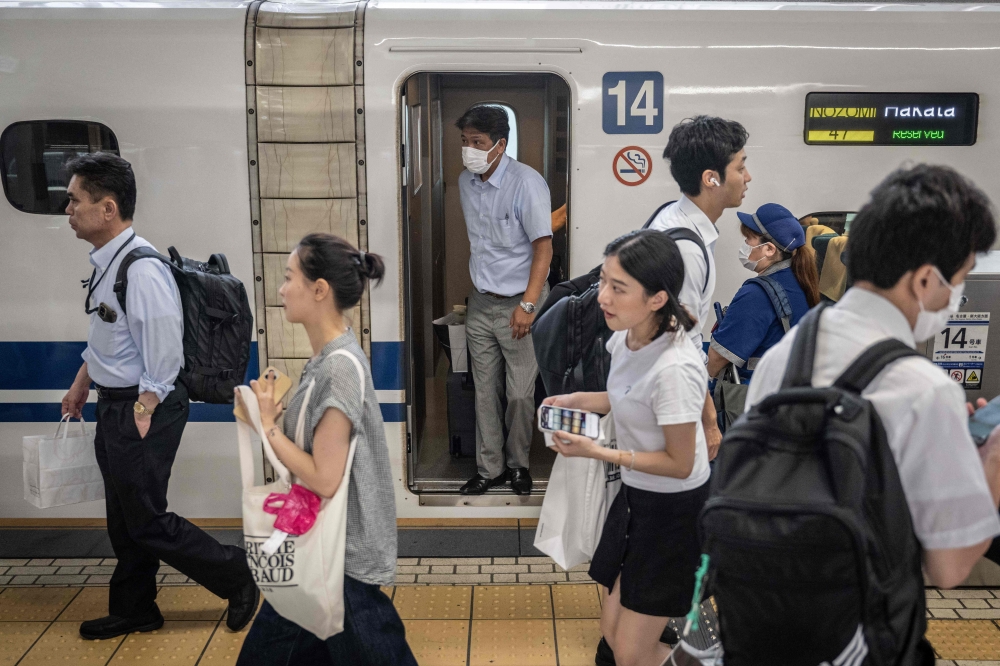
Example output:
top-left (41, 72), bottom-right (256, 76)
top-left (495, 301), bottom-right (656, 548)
top-left (59, 154), bottom-right (258, 641)
top-left (455, 105), bottom-right (553, 496)
top-left (647, 116), bottom-right (752, 460)
top-left (747, 165), bottom-right (1000, 601)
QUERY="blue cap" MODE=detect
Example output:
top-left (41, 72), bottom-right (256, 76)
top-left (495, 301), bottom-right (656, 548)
top-left (737, 203), bottom-right (805, 252)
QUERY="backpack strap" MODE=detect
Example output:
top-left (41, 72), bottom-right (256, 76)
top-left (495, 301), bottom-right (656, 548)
top-left (641, 200), bottom-right (677, 229)
top-left (833, 339), bottom-right (921, 394)
top-left (780, 301), bottom-right (831, 388)
top-left (665, 227), bottom-right (711, 293)
top-left (748, 275), bottom-right (792, 333)
top-left (113, 247), bottom-right (173, 315)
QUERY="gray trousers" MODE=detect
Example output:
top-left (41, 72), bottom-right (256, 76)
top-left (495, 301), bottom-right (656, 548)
top-left (465, 287), bottom-right (547, 478)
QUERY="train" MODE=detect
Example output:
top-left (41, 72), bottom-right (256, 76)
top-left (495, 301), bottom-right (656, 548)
top-left (3, 0), bottom-right (1000, 533)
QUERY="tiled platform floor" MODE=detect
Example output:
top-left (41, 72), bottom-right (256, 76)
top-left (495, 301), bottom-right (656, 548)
top-left (0, 559), bottom-right (998, 665)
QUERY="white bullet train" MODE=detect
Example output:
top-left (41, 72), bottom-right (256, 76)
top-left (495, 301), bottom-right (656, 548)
top-left (3, 0), bottom-right (1000, 528)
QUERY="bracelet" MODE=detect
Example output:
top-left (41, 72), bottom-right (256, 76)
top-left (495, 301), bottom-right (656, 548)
top-left (627, 450), bottom-right (636, 471)
top-left (266, 425), bottom-right (281, 440)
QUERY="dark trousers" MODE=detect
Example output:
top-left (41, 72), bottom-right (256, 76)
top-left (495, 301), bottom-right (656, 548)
top-left (235, 576), bottom-right (418, 666)
top-left (94, 383), bottom-right (251, 617)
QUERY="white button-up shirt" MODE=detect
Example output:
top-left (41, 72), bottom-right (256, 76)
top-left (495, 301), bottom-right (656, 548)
top-left (82, 228), bottom-right (184, 402)
top-left (646, 195), bottom-right (719, 358)
top-left (746, 287), bottom-right (1000, 550)
top-left (458, 154), bottom-right (552, 296)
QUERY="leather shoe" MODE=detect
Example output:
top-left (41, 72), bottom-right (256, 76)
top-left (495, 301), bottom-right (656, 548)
top-left (80, 607), bottom-right (163, 640)
top-left (510, 467), bottom-right (532, 495)
top-left (459, 470), bottom-right (509, 495)
top-left (226, 579), bottom-right (260, 632)
top-left (594, 636), bottom-right (616, 666)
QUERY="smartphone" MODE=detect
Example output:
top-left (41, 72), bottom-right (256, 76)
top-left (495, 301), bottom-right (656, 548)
top-left (969, 394), bottom-right (1000, 447)
top-left (538, 405), bottom-right (600, 439)
top-left (234, 367), bottom-right (293, 424)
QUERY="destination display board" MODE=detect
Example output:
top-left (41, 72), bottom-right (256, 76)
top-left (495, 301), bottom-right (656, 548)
top-left (804, 92), bottom-right (979, 146)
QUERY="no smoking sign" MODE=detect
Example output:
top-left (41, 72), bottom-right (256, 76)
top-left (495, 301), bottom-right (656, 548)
top-left (613, 146), bottom-right (652, 186)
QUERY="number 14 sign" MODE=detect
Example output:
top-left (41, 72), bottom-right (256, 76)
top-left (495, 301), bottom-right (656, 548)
top-left (603, 72), bottom-right (664, 134)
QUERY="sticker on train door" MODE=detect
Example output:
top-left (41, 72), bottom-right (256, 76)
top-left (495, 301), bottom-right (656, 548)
top-left (933, 311), bottom-right (989, 389)
top-left (613, 147), bottom-right (652, 186)
top-left (603, 72), bottom-right (663, 134)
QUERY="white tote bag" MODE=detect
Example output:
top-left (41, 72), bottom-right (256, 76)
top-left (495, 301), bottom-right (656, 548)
top-left (23, 415), bottom-right (104, 508)
top-left (235, 349), bottom-right (365, 640)
top-left (534, 413), bottom-right (622, 571)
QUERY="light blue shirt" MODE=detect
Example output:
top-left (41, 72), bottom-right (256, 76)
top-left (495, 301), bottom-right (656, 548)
top-left (458, 154), bottom-right (552, 296)
top-left (82, 228), bottom-right (184, 402)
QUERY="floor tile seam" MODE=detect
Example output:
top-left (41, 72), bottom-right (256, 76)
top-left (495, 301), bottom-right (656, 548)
top-left (193, 619), bottom-right (224, 665)
top-left (549, 585), bottom-right (561, 666)
top-left (466, 582), bottom-right (474, 666)
top-left (12, 590), bottom-right (76, 666)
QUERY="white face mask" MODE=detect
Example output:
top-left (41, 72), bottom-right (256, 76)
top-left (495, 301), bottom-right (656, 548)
top-left (913, 266), bottom-right (965, 342)
top-left (739, 241), bottom-right (767, 272)
top-left (462, 143), bottom-right (502, 175)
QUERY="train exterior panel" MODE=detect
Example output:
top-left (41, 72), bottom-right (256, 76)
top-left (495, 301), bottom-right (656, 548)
top-left (1, 0), bottom-right (999, 519)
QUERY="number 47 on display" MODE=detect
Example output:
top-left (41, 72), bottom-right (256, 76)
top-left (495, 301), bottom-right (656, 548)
top-left (603, 72), bottom-right (664, 134)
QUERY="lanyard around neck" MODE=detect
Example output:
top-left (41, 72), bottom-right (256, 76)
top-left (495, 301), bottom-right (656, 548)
top-left (83, 232), bottom-right (136, 315)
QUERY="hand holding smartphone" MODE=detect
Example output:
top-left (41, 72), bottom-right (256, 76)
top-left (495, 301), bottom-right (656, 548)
top-left (969, 394), bottom-right (1000, 447)
top-left (234, 367), bottom-right (292, 424)
top-left (538, 405), bottom-right (600, 441)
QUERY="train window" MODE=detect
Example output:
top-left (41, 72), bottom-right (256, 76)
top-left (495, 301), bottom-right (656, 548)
top-left (0, 120), bottom-right (120, 215)
top-left (472, 103), bottom-right (518, 160)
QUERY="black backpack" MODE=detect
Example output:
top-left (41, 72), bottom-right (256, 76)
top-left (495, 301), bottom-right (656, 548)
top-left (532, 201), bottom-right (708, 394)
top-left (114, 247), bottom-right (253, 404)
top-left (700, 302), bottom-right (931, 666)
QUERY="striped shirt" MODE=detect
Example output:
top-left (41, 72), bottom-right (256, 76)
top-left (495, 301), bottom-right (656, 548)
top-left (283, 329), bottom-right (397, 586)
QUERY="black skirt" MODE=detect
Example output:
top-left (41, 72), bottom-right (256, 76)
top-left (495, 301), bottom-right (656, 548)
top-left (589, 482), bottom-right (710, 617)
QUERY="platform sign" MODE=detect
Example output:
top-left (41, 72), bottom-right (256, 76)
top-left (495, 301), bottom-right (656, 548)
top-left (933, 311), bottom-right (989, 390)
top-left (603, 72), bottom-right (663, 134)
top-left (613, 146), bottom-right (652, 186)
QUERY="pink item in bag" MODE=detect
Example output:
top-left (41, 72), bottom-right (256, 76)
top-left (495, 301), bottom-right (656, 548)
top-left (263, 484), bottom-right (322, 536)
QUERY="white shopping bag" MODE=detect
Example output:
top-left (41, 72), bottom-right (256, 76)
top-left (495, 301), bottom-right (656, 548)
top-left (534, 414), bottom-right (621, 571)
top-left (235, 349), bottom-right (364, 640)
top-left (432, 312), bottom-right (468, 372)
top-left (23, 415), bottom-right (104, 508)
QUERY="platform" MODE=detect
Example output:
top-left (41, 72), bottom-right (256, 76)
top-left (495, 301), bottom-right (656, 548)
top-left (0, 556), bottom-right (998, 665)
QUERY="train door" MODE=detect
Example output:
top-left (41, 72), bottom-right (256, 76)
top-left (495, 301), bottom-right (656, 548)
top-left (401, 73), bottom-right (571, 499)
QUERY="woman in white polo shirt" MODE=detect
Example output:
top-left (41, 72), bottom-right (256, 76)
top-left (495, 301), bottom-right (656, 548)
top-left (545, 229), bottom-right (710, 666)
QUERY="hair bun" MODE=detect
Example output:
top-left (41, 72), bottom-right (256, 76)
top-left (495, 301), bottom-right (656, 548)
top-left (356, 250), bottom-right (386, 285)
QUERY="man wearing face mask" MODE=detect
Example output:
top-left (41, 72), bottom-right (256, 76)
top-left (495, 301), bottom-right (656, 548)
top-left (747, 165), bottom-right (1000, 599)
top-left (707, 203), bottom-right (820, 384)
top-left (455, 104), bottom-right (553, 495)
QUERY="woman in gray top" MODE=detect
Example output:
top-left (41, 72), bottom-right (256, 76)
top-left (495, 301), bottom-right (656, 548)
top-left (236, 234), bottom-right (416, 666)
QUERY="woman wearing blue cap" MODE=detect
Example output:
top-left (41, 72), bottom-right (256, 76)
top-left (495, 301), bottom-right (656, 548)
top-left (707, 203), bottom-right (819, 384)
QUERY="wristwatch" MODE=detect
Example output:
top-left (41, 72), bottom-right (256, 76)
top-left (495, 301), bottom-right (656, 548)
top-left (133, 401), bottom-right (155, 417)
top-left (519, 301), bottom-right (536, 315)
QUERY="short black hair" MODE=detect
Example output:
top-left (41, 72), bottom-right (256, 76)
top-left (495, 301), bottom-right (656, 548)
top-left (848, 164), bottom-right (996, 287)
top-left (604, 229), bottom-right (696, 338)
top-left (455, 105), bottom-right (509, 145)
top-left (64, 152), bottom-right (137, 221)
top-left (663, 116), bottom-right (748, 196)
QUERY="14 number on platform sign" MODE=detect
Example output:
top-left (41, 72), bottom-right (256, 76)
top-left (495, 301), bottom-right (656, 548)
top-left (603, 72), bottom-right (664, 134)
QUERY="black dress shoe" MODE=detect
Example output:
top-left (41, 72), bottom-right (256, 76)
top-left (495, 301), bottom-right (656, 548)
top-left (510, 467), bottom-right (532, 495)
top-left (80, 607), bottom-right (163, 640)
top-left (459, 470), bottom-right (509, 495)
top-left (595, 636), bottom-right (616, 666)
top-left (226, 579), bottom-right (261, 632)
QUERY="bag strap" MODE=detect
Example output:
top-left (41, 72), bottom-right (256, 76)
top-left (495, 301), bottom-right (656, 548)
top-left (833, 339), bottom-right (921, 394)
top-left (780, 301), bottom-right (831, 388)
top-left (641, 200), bottom-right (677, 229)
top-left (748, 275), bottom-right (793, 333)
top-left (113, 247), bottom-right (176, 315)
top-left (235, 385), bottom-right (292, 489)
top-left (665, 227), bottom-right (711, 293)
top-left (54, 413), bottom-right (87, 440)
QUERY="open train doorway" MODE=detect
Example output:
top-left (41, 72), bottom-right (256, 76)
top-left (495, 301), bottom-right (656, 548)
top-left (400, 72), bottom-right (571, 500)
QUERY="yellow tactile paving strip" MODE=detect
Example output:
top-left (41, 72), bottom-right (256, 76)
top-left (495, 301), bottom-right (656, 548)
top-left (1, 585), bottom-right (1000, 665)
top-left (927, 619), bottom-right (1000, 660)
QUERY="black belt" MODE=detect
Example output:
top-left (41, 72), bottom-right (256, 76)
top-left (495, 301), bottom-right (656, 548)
top-left (94, 384), bottom-right (140, 401)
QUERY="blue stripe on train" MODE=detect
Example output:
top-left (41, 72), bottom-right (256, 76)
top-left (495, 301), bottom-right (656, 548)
top-left (0, 341), bottom-right (407, 422)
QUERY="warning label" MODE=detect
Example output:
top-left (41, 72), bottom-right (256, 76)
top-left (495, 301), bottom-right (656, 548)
top-left (933, 312), bottom-right (989, 390)
top-left (613, 146), bottom-right (653, 186)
